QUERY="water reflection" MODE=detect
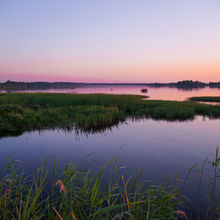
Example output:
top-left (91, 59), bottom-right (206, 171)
top-left (1, 116), bottom-right (220, 183)
top-left (0, 115), bottom-right (201, 139)
top-left (1, 86), bottom-right (220, 101)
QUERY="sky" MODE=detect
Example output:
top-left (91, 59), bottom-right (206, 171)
top-left (0, 0), bottom-right (220, 83)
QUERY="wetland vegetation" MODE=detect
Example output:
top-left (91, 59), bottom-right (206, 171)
top-left (1, 147), bottom-right (220, 220)
top-left (2, 93), bottom-right (220, 137)
top-left (189, 96), bottom-right (220, 103)
top-left (0, 154), bottom-right (188, 220)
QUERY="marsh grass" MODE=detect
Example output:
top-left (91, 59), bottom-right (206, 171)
top-left (181, 147), bottom-right (220, 220)
top-left (0, 93), bottom-right (143, 109)
top-left (1, 93), bottom-right (220, 137)
top-left (2, 148), bottom-right (220, 219)
top-left (189, 96), bottom-right (220, 103)
top-left (0, 154), bottom-right (187, 220)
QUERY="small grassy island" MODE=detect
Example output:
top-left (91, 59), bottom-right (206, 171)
top-left (189, 96), bottom-right (220, 103)
top-left (1, 93), bottom-right (220, 137)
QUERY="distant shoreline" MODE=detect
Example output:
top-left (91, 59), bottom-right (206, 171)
top-left (0, 80), bottom-right (220, 91)
top-left (0, 80), bottom-right (148, 91)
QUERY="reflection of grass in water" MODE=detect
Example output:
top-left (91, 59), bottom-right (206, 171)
top-left (0, 152), bottom-right (187, 220)
top-left (1, 93), bottom-right (220, 137)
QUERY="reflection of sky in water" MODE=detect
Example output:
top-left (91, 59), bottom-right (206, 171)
top-left (0, 116), bottom-right (220, 177)
top-left (2, 86), bottom-right (220, 101)
top-left (72, 86), bottom-right (220, 101)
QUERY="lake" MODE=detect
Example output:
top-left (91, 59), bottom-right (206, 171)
top-left (2, 85), bottom-right (220, 101)
top-left (1, 86), bottom-right (220, 216)
top-left (0, 116), bottom-right (220, 214)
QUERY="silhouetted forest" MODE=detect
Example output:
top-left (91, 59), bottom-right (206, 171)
top-left (0, 81), bottom-right (147, 91)
top-left (147, 80), bottom-right (220, 90)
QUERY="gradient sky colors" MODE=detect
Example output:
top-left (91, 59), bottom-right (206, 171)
top-left (1, 0), bottom-right (220, 83)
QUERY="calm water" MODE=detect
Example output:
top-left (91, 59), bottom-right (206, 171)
top-left (1, 86), bottom-right (220, 215)
top-left (2, 85), bottom-right (220, 101)
top-left (1, 117), bottom-right (219, 174)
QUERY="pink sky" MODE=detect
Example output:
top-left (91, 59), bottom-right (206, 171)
top-left (1, 58), bottom-right (219, 83)
top-left (1, 0), bottom-right (220, 83)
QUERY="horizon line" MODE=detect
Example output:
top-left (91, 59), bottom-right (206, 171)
top-left (1, 80), bottom-right (219, 84)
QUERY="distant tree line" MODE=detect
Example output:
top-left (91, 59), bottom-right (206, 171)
top-left (0, 80), bottom-right (220, 91)
top-left (0, 80), bottom-right (81, 90)
top-left (0, 80), bottom-right (148, 91)
top-left (147, 80), bottom-right (220, 90)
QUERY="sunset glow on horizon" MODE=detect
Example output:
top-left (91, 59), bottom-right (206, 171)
top-left (1, 0), bottom-right (220, 83)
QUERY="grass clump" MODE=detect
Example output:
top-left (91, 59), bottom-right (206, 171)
top-left (189, 96), bottom-right (220, 103)
top-left (2, 148), bottom-right (220, 219)
top-left (0, 155), bottom-right (187, 220)
top-left (0, 93), bottom-right (143, 110)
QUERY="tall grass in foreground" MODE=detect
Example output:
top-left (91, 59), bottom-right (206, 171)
top-left (180, 147), bottom-right (220, 220)
top-left (2, 148), bottom-right (220, 219)
top-left (0, 153), bottom-right (188, 220)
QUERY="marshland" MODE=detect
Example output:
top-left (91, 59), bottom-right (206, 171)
top-left (1, 91), bottom-right (220, 219)
top-left (189, 96), bottom-right (220, 103)
top-left (2, 93), bottom-right (220, 136)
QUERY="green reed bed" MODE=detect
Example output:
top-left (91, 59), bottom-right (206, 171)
top-left (139, 100), bottom-right (220, 120)
top-left (189, 96), bottom-right (220, 103)
top-left (1, 93), bottom-right (220, 137)
top-left (0, 93), bottom-right (143, 109)
top-left (0, 154), bottom-right (187, 220)
top-left (2, 148), bottom-right (220, 219)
